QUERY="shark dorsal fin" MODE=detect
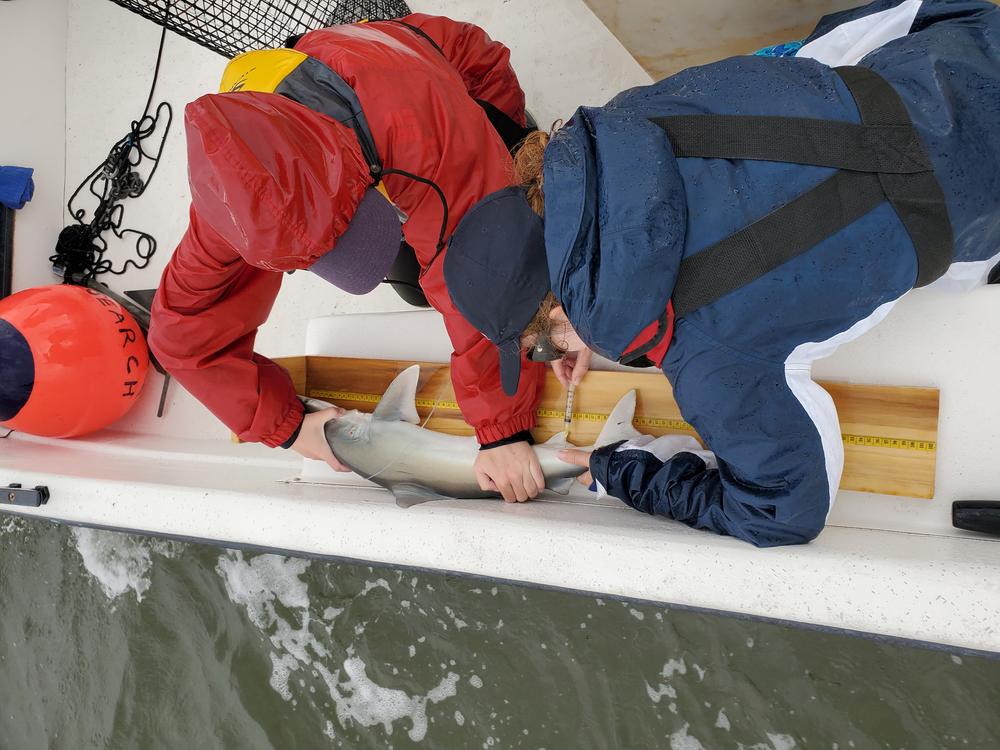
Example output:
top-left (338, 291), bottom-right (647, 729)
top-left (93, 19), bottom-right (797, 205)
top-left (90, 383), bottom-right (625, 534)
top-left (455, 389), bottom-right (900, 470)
top-left (373, 365), bottom-right (421, 424)
top-left (594, 390), bottom-right (642, 447)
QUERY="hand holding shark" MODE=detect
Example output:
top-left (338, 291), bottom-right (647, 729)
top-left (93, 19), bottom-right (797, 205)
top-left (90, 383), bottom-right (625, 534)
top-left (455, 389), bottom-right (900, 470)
top-left (315, 365), bottom-right (643, 508)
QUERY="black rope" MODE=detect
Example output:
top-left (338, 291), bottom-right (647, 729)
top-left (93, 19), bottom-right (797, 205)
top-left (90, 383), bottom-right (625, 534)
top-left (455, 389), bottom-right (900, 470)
top-left (52, 0), bottom-right (174, 285)
top-left (381, 167), bottom-right (450, 257)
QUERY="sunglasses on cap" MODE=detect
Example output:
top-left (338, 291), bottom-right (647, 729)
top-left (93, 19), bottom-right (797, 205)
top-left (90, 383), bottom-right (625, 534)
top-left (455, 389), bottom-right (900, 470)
top-left (526, 329), bottom-right (568, 362)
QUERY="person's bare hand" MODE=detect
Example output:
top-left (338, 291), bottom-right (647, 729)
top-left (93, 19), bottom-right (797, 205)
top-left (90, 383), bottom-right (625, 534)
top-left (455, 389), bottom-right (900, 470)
top-left (474, 441), bottom-right (546, 502)
top-left (290, 407), bottom-right (351, 472)
top-left (551, 348), bottom-right (592, 389)
top-left (558, 448), bottom-right (594, 487)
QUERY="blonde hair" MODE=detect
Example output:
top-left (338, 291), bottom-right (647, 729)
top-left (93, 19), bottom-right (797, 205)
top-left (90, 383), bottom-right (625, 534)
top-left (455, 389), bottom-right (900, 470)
top-left (520, 291), bottom-right (560, 346)
top-left (512, 121), bottom-right (561, 216)
top-left (512, 123), bottom-right (563, 343)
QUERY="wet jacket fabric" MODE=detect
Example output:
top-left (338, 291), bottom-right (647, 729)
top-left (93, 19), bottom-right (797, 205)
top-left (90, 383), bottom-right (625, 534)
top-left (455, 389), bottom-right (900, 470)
top-left (542, 0), bottom-right (1000, 546)
top-left (149, 14), bottom-right (544, 447)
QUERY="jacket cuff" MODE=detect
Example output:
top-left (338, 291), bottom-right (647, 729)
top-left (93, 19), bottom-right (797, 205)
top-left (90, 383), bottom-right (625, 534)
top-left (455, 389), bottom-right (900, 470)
top-left (474, 411), bottom-right (536, 445)
top-left (259, 398), bottom-right (305, 448)
top-left (479, 429), bottom-right (535, 451)
top-left (279, 415), bottom-right (304, 449)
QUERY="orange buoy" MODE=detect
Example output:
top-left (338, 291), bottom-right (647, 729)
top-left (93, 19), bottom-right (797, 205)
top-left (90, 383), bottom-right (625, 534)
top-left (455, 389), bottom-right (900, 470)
top-left (0, 284), bottom-right (149, 438)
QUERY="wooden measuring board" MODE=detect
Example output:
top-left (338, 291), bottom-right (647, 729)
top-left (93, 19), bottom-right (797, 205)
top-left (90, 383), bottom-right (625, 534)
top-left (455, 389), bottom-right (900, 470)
top-left (275, 356), bottom-right (940, 499)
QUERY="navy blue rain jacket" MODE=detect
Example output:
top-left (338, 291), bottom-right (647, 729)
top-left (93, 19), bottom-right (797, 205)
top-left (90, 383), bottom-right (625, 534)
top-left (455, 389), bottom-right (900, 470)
top-left (542, 0), bottom-right (1000, 547)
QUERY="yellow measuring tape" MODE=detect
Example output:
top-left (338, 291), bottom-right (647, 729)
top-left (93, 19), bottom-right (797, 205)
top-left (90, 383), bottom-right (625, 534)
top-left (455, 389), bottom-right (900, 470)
top-left (308, 389), bottom-right (936, 452)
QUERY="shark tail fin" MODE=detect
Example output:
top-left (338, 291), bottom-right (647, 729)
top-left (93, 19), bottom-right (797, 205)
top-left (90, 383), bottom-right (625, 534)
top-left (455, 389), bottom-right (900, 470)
top-left (594, 390), bottom-right (642, 448)
top-left (373, 365), bottom-right (421, 424)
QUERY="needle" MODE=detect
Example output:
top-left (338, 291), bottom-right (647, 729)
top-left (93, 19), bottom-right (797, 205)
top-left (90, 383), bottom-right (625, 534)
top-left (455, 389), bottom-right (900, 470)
top-left (564, 381), bottom-right (575, 437)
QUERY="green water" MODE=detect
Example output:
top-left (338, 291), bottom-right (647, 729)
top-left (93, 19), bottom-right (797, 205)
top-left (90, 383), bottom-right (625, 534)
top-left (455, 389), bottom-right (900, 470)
top-left (1, 516), bottom-right (997, 750)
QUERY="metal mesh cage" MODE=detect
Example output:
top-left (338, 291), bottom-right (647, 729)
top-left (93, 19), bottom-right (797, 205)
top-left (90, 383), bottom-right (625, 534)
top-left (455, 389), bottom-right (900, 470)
top-left (106, 0), bottom-right (412, 58)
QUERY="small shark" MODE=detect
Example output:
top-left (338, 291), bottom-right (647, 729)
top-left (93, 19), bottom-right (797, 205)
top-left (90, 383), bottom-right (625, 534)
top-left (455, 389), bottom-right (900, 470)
top-left (316, 365), bottom-right (642, 508)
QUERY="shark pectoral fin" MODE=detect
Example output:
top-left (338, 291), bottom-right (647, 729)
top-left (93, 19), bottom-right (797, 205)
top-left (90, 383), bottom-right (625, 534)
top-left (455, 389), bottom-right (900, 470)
top-left (546, 476), bottom-right (577, 495)
top-left (373, 365), bottom-right (421, 424)
top-left (391, 483), bottom-right (450, 509)
top-left (595, 390), bottom-right (643, 448)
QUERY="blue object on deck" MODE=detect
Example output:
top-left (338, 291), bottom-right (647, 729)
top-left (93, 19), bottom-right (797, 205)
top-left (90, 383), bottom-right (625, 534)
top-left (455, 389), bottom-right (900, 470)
top-left (753, 40), bottom-right (804, 57)
top-left (0, 166), bottom-right (35, 210)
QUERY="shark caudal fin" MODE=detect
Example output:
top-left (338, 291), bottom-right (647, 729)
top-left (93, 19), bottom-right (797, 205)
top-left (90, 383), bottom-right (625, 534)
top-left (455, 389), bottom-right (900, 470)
top-left (373, 365), bottom-right (421, 424)
top-left (594, 390), bottom-right (642, 448)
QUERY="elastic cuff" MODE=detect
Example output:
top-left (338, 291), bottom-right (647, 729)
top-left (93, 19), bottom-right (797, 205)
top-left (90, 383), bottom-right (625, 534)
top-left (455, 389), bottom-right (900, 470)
top-left (279, 416), bottom-right (304, 449)
top-left (259, 398), bottom-right (306, 448)
top-left (474, 411), bottom-right (537, 445)
top-left (479, 429), bottom-right (535, 451)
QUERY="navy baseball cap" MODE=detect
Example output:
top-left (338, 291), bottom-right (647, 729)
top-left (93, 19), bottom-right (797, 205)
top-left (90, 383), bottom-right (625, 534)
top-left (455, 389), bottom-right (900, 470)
top-left (444, 186), bottom-right (549, 396)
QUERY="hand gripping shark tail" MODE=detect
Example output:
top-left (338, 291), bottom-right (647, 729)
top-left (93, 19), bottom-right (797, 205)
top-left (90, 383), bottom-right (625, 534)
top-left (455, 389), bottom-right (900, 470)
top-left (319, 364), bottom-right (644, 508)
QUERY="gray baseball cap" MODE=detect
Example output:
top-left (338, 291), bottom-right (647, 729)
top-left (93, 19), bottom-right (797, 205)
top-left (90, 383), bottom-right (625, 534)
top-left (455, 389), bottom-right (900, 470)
top-left (309, 187), bottom-right (402, 294)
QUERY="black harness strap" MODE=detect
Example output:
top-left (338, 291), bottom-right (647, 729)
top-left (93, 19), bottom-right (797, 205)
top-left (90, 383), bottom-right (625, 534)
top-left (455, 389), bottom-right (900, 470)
top-left (388, 19), bottom-right (447, 56)
top-left (651, 65), bottom-right (953, 319)
top-left (657, 115), bottom-right (931, 174)
top-left (671, 171), bottom-right (885, 318)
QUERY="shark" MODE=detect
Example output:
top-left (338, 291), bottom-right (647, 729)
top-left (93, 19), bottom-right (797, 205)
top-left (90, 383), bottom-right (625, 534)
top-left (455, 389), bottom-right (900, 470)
top-left (315, 365), bottom-right (642, 508)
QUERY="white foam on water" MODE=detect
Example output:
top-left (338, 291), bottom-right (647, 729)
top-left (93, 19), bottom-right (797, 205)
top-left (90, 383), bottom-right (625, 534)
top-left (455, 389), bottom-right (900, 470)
top-left (270, 653), bottom-right (300, 701)
top-left (645, 682), bottom-right (677, 704)
top-left (661, 658), bottom-right (687, 678)
top-left (951, 655), bottom-right (963, 665)
top-left (444, 606), bottom-right (468, 630)
top-left (454, 710), bottom-right (465, 726)
top-left (715, 709), bottom-right (731, 731)
top-left (693, 664), bottom-right (707, 681)
top-left (315, 658), bottom-right (459, 742)
top-left (70, 527), bottom-right (177, 603)
top-left (741, 736), bottom-right (799, 750)
top-left (766, 734), bottom-right (797, 750)
top-left (0, 515), bottom-right (22, 535)
top-left (670, 724), bottom-right (707, 750)
top-left (469, 675), bottom-right (483, 689)
top-left (629, 609), bottom-right (645, 621)
top-left (361, 578), bottom-right (391, 596)
top-left (216, 551), bottom-right (328, 699)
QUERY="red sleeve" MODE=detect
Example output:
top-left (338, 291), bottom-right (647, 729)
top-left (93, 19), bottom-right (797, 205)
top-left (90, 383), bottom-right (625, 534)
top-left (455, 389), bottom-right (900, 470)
top-left (148, 208), bottom-right (304, 447)
top-left (419, 254), bottom-right (545, 445)
top-left (402, 13), bottom-right (527, 127)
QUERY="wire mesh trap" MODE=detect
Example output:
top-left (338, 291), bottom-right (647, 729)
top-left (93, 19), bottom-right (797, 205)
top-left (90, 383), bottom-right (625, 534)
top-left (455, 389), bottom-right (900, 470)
top-left (105, 0), bottom-right (412, 58)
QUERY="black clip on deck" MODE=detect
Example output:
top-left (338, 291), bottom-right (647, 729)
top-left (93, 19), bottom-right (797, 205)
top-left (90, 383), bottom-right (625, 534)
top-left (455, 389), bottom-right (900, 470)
top-left (3, 484), bottom-right (50, 508)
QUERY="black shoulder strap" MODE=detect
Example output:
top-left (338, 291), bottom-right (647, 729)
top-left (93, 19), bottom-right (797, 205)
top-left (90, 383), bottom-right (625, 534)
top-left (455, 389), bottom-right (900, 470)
top-left (652, 65), bottom-right (952, 318)
top-left (387, 19), bottom-right (446, 57)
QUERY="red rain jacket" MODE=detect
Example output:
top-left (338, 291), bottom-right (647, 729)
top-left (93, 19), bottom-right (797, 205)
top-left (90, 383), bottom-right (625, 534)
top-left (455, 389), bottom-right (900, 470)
top-left (149, 14), bottom-right (545, 447)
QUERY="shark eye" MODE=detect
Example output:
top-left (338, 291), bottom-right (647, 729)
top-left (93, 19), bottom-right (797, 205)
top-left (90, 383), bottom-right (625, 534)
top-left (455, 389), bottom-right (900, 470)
top-left (348, 425), bottom-right (363, 440)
